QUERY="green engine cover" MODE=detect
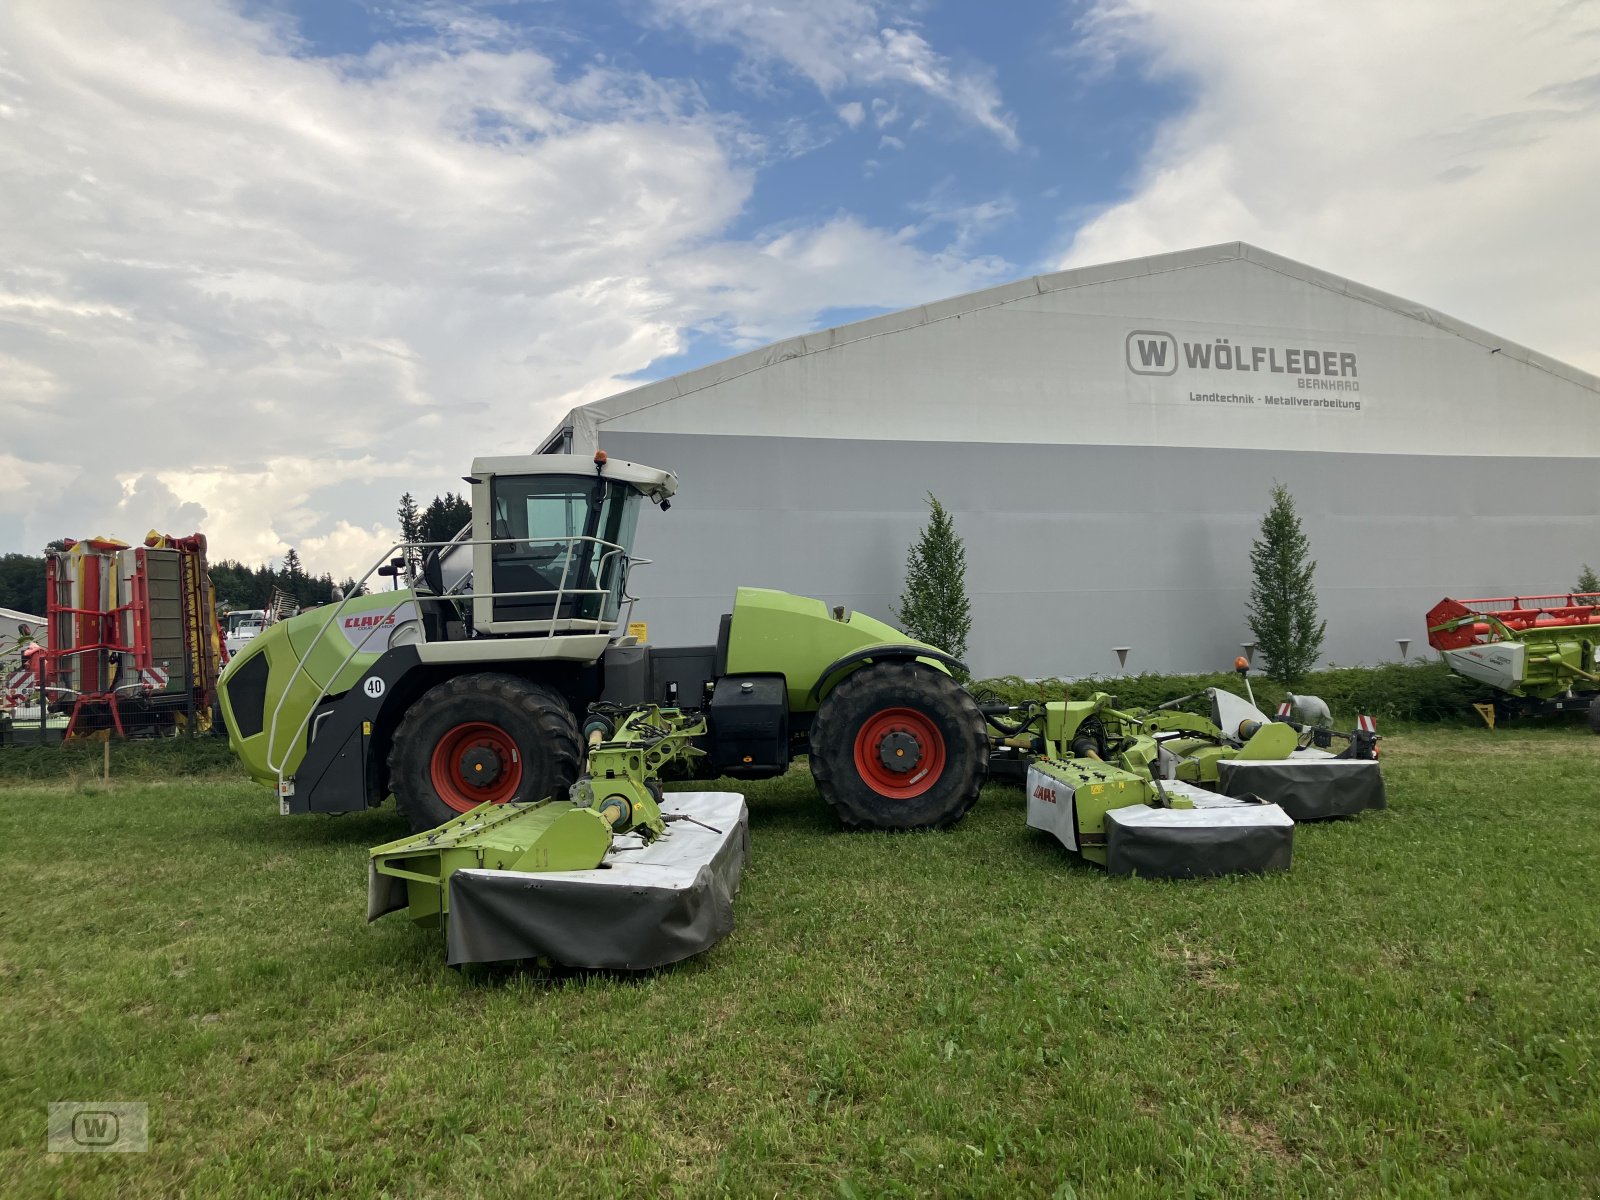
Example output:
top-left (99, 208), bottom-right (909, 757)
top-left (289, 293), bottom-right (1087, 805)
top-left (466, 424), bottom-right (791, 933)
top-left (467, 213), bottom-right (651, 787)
top-left (722, 587), bottom-right (953, 714)
top-left (219, 590), bottom-right (420, 786)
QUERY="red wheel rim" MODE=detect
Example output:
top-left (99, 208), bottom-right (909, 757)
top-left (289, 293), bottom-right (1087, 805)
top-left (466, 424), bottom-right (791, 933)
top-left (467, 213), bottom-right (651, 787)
top-left (852, 707), bottom-right (946, 799)
top-left (429, 721), bottom-right (524, 813)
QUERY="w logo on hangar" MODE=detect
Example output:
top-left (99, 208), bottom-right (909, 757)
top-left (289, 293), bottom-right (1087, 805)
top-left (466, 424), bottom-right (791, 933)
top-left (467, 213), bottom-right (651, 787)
top-left (1126, 330), bottom-right (1178, 376)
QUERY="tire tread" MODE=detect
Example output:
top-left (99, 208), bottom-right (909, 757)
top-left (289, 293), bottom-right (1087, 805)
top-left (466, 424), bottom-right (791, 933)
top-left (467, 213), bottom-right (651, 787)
top-left (809, 662), bottom-right (985, 830)
top-left (388, 672), bottom-right (580, 832)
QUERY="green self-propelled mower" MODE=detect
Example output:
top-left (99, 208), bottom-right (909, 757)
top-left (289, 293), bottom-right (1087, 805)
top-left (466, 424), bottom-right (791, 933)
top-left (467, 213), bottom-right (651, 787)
top-left (217, 451), bottom-right (989, 967)
top-left (217, 452), bottom-right (987, 838)
top-left (215, 449), bottom-right (1393, 967)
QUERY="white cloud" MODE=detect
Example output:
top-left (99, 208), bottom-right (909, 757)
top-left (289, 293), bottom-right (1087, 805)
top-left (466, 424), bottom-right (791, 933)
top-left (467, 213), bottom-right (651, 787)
top-left (1061, 0), bottom-right (1600, 374)
top-left (148, 456), bottom-right (424, 573)
top-left (645, 0), bottom-right (1019, 148)
top-left (837, 100), bottom-right (865, 128)
top-left (115, 475), bottom-right (208, 540)
top-left (0, 455), bottom-right (77, 507)
top-left (666, 215), bottom-right (1011, 344)
top-left (300, 521), bottom-right (406, 588)
top-left (0, 2), bottom-right (1010, 578)
top-left (910, 190), bottom-right (1017, 255)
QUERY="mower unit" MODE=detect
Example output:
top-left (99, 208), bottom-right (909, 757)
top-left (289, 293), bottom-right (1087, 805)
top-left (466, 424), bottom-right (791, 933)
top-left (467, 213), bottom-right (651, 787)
top-left (368, 705), bottom-right (749, 969)
top-left (996, 693), bottom-right (1295, 878)
top-left (1145, 687), bottom-right (1386, 821)
top-left (1025, 761), bottom-right (1293, 878)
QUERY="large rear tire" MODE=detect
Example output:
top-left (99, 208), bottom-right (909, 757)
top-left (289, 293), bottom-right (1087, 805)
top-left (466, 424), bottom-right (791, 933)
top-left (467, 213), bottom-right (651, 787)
top-left (1589, 696), bottom-right (1600, 735)
top-left (389, 673), bottom-right (581, 833)
top-left (809, 662), bottom-right (986, 830)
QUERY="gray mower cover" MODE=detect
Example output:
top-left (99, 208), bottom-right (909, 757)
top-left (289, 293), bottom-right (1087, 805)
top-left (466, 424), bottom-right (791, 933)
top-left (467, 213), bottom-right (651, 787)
top-left (1105, 783), bottom-right (1293, 879)
top-left (1204, 689), bottom-right (1386, 821)
top-left (369, 792), bottom-right (750, 970)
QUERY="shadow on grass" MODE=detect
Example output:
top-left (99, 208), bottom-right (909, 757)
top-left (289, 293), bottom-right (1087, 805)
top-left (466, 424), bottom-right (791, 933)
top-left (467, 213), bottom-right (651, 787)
top-left (1009, 825), bottom-right (1106, 874)
top-left (456, 952), bottom-right (713, 991)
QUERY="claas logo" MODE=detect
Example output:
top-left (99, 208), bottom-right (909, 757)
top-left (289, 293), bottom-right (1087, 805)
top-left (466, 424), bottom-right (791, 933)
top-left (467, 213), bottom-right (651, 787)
top-left (1032, 784), bottom-right (1057, 804)
top-left (343, 614), bottom-right (396, 630)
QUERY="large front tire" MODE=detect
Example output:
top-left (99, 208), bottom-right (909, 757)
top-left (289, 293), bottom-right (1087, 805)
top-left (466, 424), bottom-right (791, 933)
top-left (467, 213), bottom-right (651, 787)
top-left (809, 662), bottom-right (986, 830)
top-left (389, 673), bottom-right (581, 833)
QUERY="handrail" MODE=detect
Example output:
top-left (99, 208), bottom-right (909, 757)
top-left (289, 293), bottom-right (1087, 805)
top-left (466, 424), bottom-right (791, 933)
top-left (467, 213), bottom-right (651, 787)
top-left (262, 532), bottom-right (632, 796)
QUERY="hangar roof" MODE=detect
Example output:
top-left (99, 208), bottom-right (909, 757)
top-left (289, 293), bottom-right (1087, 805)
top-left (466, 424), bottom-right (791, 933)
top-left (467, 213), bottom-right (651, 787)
top-left (553, 242), bottom-right (1599, 458)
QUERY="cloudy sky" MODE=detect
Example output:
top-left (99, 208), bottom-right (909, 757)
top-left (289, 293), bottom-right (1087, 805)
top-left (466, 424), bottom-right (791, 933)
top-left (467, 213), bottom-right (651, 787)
top-left (3, 0), bottom-right (1597, 579)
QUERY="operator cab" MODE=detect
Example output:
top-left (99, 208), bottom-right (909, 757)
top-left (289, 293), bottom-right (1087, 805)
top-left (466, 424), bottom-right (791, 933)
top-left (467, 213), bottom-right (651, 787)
top-left (444, 453), bottom-right (676, 638)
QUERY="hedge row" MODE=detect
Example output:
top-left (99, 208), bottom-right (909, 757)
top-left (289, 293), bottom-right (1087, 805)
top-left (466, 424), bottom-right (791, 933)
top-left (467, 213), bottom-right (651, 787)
top-left (972, 659), bottom-right (1483, 725)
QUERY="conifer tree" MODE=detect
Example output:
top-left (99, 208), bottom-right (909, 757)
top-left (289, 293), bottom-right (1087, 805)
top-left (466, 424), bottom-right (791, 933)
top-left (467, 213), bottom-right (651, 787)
top-left (0, 553), bottom-right (48, 615)
top-left (397, 492), bottom-right (423, 574)
top-left (1247, 483), bottom-right (1326, 683)
top-left (420, 493), bottom-right (472, 545)
top-left (895, 493), bottom-right (972, 670)
top-left (1577, 564), bottom-right (1600, 595)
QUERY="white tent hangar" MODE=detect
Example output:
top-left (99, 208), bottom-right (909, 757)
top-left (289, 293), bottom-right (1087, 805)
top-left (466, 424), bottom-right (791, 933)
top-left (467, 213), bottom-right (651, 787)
top-left (544, 242), bottom-right (1600, 678)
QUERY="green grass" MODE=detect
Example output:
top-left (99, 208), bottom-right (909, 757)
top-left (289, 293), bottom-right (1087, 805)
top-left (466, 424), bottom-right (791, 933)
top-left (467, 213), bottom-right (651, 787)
top-left (0, 735), bottom-right (243, 784)
top-left (3, 729), bottom-right (1599, 1197)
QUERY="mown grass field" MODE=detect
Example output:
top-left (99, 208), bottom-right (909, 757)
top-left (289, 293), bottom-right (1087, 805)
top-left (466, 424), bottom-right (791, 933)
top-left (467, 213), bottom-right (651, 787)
top-left (3, 728), bottom-right (1599, 1197)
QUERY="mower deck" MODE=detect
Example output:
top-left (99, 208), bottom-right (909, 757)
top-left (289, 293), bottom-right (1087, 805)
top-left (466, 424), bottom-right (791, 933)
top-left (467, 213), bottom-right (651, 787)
top-left (368, 791), bottom-right (750, 969)
top-left (1026, 766), bottom-right (1294, 879)
top-left (1213, 752), bottom-right (1386, 820)
top-left (1155, 687), bottom-right (1386, 820)
top-left (1102, 785), bottom-right (1294, 879)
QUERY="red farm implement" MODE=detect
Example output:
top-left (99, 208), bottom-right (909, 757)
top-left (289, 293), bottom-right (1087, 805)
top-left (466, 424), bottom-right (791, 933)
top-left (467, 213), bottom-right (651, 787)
top-left (30, 532), bottom-right (228, 738)
top-left (1426, 591), bottom-right (1600, 729)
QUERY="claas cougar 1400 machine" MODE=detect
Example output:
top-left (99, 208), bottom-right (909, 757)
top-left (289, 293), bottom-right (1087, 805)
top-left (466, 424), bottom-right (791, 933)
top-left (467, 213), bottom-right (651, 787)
top-left (217, 450), bottom-right (1388, 966)
top-left (1427, 591), bottom-right (1600, 729)
top-left (218, 452), bottom-right (984, 833)
top-left (217, 451), bottom-right (985, 966)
